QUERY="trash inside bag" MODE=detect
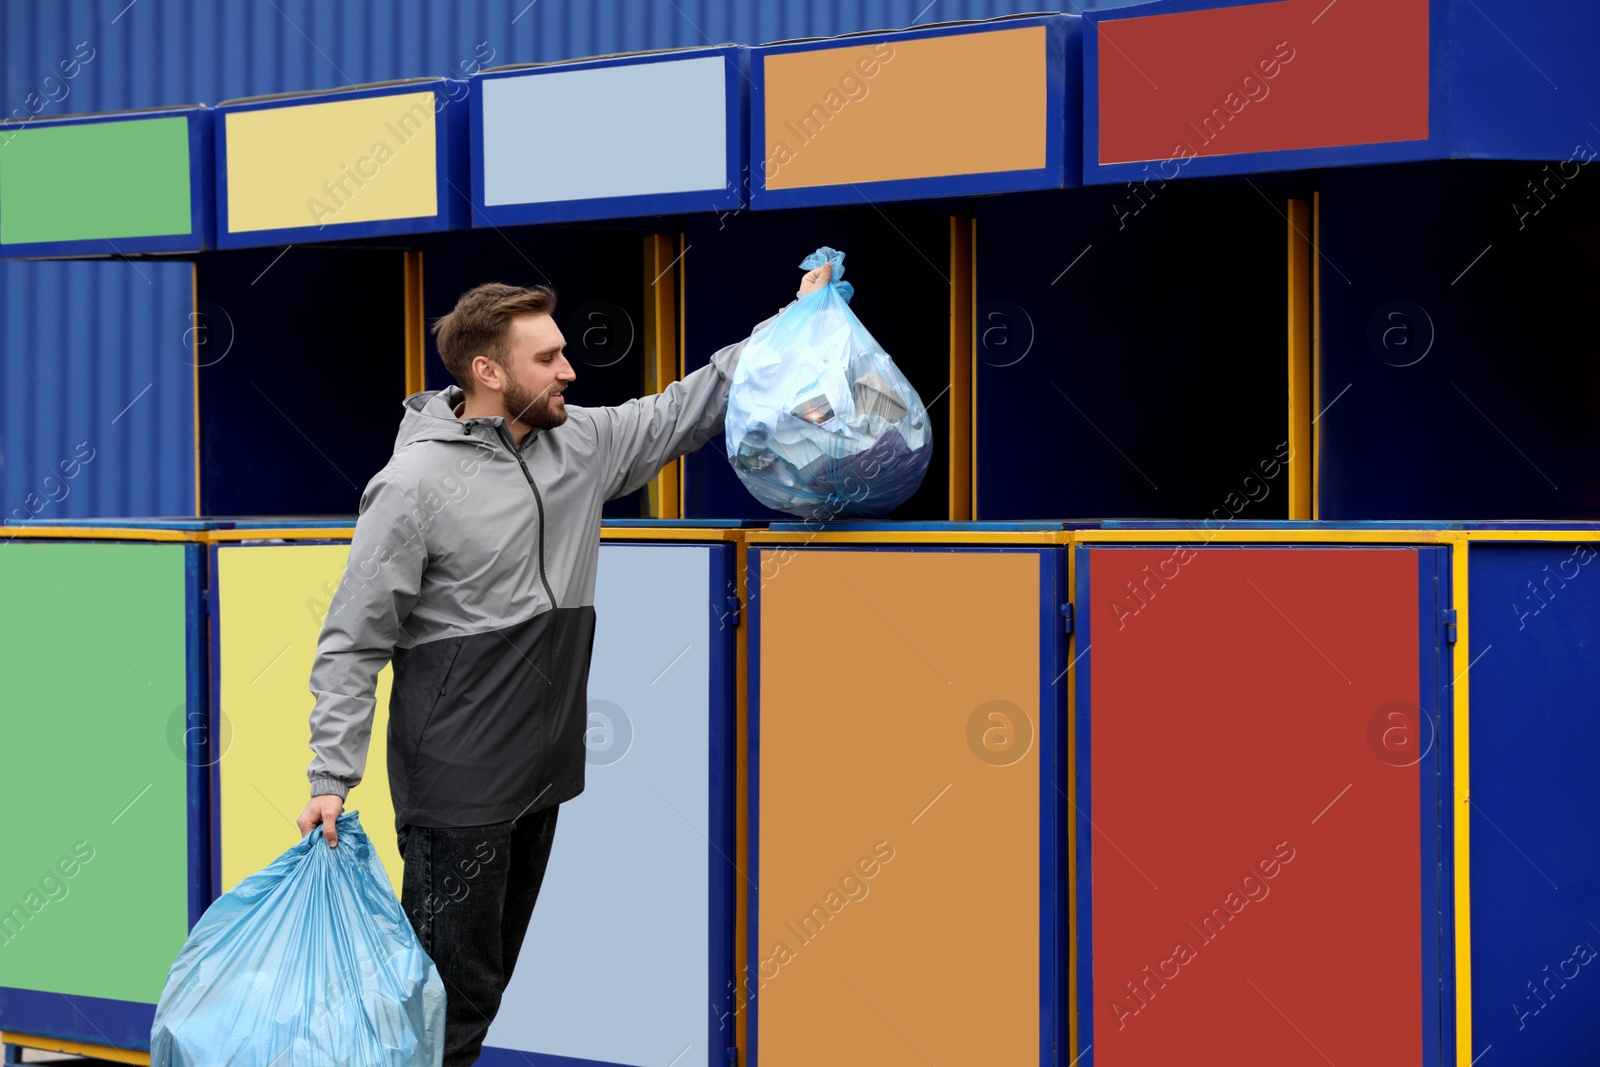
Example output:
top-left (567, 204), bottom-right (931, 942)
top-left (726, 246), bottom-right (931, 519)
top-left (150, 811), bottom-right (444, 1067)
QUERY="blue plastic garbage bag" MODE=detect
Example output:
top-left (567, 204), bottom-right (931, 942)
top-left (150, 811), bottom-right (445, 1067)
top-left (726, 246), bottom-right (931, 519)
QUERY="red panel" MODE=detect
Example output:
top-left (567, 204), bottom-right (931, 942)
top-left (1089, 547), bottom-right (1422, 1067)
top-left (1097, 0), bottom-right (1429, 165)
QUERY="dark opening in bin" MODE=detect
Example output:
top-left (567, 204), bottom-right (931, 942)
top-left (976, 184), bottom-right (1291, 522)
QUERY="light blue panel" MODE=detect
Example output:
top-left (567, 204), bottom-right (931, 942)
top-left (482, 56), bottom-right (728, 206)
top-left (487, 542), bottom-right (713, 1063)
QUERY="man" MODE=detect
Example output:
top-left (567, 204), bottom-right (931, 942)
top-left (295, 260), bottom-right (831, 1066)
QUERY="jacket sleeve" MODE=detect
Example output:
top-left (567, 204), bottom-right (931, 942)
top-left (305, 469), bottom-right (427, 799)
top-left (590, 304), bottom-right (791, 501)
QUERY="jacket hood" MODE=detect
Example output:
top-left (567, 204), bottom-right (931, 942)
top-left (396, 386), bottom-right (542, 452)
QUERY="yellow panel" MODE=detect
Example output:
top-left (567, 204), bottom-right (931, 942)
top-left (225, 91), bottom-right (439, 233)
top-left (763, 27), bottom-right (1048, 190)
top-left (755, 549), bottom-right (1040, 1065)
top-left (216, 544), bottom-right (402, 894)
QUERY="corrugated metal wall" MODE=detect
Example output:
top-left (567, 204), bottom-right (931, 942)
top-left (1, 259), bottom-right (193, 522)
top-left (0, 0), bottom-right (1150, 519)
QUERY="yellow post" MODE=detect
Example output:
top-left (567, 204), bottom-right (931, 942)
top-left (950, 215), bottom-right (975, 520)
top-left (644, 233), bottom-right (683, 519)
top-left (1451, 533), bottom-right (1473, 1065)
top-left (1, 1032), bottom-right (149, 1065)
top-left (1065, 532), bottom-right (1079, 1060)
top-left (1287, 199), bottom-right (1313, 520)
top-left (733, 533), bottom-right (751, 1064)
top-left (403, 250), bottom-right (426, 396)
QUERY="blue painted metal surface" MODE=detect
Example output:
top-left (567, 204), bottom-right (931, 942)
top-left (0, 258), bottom-right (194, 523)
top-left (1468, 540), bottom-right (1600, 1065)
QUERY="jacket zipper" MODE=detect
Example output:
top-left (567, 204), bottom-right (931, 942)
top-left (495, 425), bottom-right (559, 607)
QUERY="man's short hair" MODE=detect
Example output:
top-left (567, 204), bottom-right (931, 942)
top-left (431, 282), bottom-right (557, 393)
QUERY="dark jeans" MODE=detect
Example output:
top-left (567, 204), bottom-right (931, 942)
top-left (397, 807), bottom-right (560, 1067)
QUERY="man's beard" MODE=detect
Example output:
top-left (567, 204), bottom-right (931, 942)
top-left (503, 377), bottom-right (566, 431)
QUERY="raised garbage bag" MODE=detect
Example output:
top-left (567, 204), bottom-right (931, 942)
top-left (150, 811), bottom-right (444, 1067)
top-left (726, 246), bottom-right (931, 519)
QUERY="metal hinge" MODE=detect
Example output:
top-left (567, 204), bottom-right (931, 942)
top-left (1443, 608), bottom-right (1458, 645)
top-left (725, 1047), bottom-right (740, 1067)
top-left (1062, 603), bottom-right (1074, 635)
top-left (725, 594), bottom-right (742, 629)
top-left (202, 588), bottom-right (214, 615)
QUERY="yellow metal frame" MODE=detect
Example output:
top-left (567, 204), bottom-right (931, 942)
top-left (1, 1032), bottom-right (149, 1064)
top-left (1076, 528), bottom-right (1447, 544)
top-left (599, 527), bottom-right (742, 542)
top-left (0, 525), bottom-right (198, 542)
top-left (745, 529), bottom-right (1064, 546)
top-left (950, 215), bottom-right (975, 521)
top-left (1448, 518), bottom-right (1600, 1062)
top-left (732, 534), bottom-right (752, 1064)
top-left (1287, 199), bottom-right (1313, 520)
top-left (1065, 536), bottom-right (1079, 1058)
top-left (403, 250), bottom-right (426, 396)
top-left (644, 234), bottom-right (683, 519)
top-left (207, 527), bottom-right (354, 542)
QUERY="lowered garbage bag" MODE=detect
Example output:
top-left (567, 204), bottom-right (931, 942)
top-left (726, 246), bottom-right (931, 519)
top-left (150, 811), bottom-right (444, 1067)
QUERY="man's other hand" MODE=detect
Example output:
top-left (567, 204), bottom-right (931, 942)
top-left (799, 261), bottom-right (833, 295)
top-left (296, 794), bottom-right (345, 847)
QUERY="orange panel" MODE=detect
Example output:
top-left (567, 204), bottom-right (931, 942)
top-left (754, 548), bottom-right (1041, 1064)
top-left (763, 27), bottom-right (1049, 190)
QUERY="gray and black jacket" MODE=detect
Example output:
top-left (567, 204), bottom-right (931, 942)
top-left (306, 306), bottom-right (785, 828)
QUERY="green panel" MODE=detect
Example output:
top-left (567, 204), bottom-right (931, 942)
top-left (0, 117), bottom-right (192, 245)
top-left (0, 542), bottom-right (192, 1004)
